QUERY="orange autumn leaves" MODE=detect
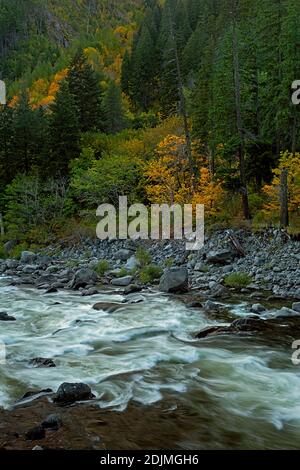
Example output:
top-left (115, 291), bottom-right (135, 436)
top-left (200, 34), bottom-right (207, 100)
top-left (144, 135), bottom-right (224, 214)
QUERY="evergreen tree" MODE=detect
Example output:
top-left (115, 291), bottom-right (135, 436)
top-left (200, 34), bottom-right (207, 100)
top-left (102, 81), bottom-right (127, 134)
top-left (67, 50), bottom-right (102, 132)
top-left (48, 80), bottom-right (80, 176)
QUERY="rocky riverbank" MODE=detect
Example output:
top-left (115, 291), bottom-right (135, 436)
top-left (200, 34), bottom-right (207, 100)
top-left (1, 228), bottom-right (299, 300)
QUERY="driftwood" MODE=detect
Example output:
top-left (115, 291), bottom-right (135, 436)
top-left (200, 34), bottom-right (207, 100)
top-left (226, 230), bottom-right (246, 257)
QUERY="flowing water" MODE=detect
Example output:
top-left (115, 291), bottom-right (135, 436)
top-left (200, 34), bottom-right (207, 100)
top-left (0, 275), bottom-right (300, 449)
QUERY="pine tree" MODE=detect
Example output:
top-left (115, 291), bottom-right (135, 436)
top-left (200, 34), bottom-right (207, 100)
top-left (102, 81), bottom-right (127, 134)
top-left (48, 80), bottom-right (80, 176)
top-left (67, 50), bottom-right (102, 132)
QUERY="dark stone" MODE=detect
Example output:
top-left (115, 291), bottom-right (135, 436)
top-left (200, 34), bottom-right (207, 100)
top-left (45, 287), bottom-right (58, 294)
top-left (159, 267), bottom-right (188, 293)
top-left (93, 302), bottom-right (124, 313)
top-left (71, 268), bottom-right (99, 289)
top-left (41, 414), bottom-right (62, 431)
top-left (53, 382), bottom-right (93, 405)
top-left (207, 249), bottom-right (235, 265)
top-left (0, 312), bottom-right (16, 321)
top-left (29, 357), bottom-right (56, 368)
top-left (124, 284), bottom-right (142, 295)
top-left (25, 425), bottom-right (45, 441)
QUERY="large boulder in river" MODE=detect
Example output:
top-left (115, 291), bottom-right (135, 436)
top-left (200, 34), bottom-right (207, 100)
top-left (93, 302), bottom-right (124, 313)
top-left (159, 267), bottom-right (188, 293)
top-left (206, 249), bottom-right (235, 265)
top-left (53, 382), bottom-right (93, 404)
top-left (71, 268), bottom-right (99, 289)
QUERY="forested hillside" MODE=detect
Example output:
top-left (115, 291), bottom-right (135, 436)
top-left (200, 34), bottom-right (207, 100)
top-left (0, 0), bottom-right (300, 252)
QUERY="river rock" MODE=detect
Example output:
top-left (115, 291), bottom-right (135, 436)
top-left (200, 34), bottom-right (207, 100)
top-left (20, 251), bottom-right (36, 264)
top-left (93, 302), bottom-right (124, 313)
top-left (114, 249), bottom-right (132, 261)
top-left (0, 312), bottom-right (16, 321)
top-left (29, 357), bottom-right (56, 368)
top-left (111, 276), bottom-right (133, 287)
top-left (125, 255), bottom-right (140, 271)
top-left (4, 240), bottom-right (17, 254)
top-left (159, 267), bottom-right (188, 293)
top-left (5, 259), bottom-right (19, 269)
top-left (41, 414), bottom-right (62, 430)
top-left (25, 425), bottom-right (45, 441)
top-left (292, 303), bottom-right (300, 313)
top-left (250, 303), bottom-right (266, 314)
top-left (275, 307), bottom-right (300, 318)
top-left (206, 250), bottom-right (235, 265)
top-left (124, 284), bottom-right (142, 295)
top-left (71, 268), bottom-right (99, 289)
top-left (53, 382), bottom-right (93, 404)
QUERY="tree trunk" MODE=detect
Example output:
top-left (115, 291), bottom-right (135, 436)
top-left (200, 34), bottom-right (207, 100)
top-left (280, 168), bottom-right (289, 228)
top-left (168, 13), bottom-right (195, 184)
top-left (231, 0), bottom-right (251, 220)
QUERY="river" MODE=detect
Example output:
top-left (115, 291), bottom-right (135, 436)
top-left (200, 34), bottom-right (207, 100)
top-left (0, 275), bottom-right (300, 449)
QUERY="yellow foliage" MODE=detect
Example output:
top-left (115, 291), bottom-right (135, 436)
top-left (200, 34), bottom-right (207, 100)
top-left (145, 134), bottom-right (224, 214)
top-left (262, 151), bottom-right (300, 214)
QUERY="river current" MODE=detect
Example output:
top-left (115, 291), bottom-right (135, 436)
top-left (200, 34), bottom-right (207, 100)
top-left (0, 275), bottom-right (300, 449)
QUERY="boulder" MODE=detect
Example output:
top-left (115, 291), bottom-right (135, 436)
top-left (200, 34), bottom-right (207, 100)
top-left (114, 249), bottom-right (132, 261)
top-left (71, 268), bottom-right (99, 289)
top-left (3, 240), bottom-right (17, 254)
top-left (5, 259), bottom-right (19, 270)
top-left (125, 256), bottom-right (140, 271)
top-left (250, 303), bottom-right (266, 314)
top-left (20, 251), bottom-right (36, 264)
top-left (111, 276), bottom-right (133, 287)
top-left (292, 302), bottom-right (300, 314)
top-left (93, 302), bottom-right (124, 313)
top-left (159, 267), bottom-right (188, 293)
top-left (207, 250), bottom-right (235, 265)
top-left (53, 382), bottom-right (93, 404)
top-left (25, 425), bottom-right (45, 441)
top-left (0, 312), bottom-right (16, 321)
top-left (41, 414), bottom-right (62, 431)
top-left (275, 307), bottom-right (300, 318)
top-left (124, 284), bottom-right (142, 295)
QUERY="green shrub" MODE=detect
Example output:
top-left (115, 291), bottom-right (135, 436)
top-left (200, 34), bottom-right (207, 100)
top-left (164, 257), bottom-right (174, 268)
top-left (10, 242), bottom-right (29, 260)
top-left (94, 260), bottom-right (110, 276)
top-left (224, 272), bottom-right (252, 288)
top-left (117, 267), bottom-right (129, 278)
top-left (136, 246), bottom-right (152, 267)
top-left (139, 265), bottom-right (163, 284)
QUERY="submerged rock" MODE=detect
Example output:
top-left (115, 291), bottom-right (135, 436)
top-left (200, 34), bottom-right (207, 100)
top-left (53, 382), bottom-right (93, 405)
top-left (29, 358), bottom-right (56, 368)
top-left (92, 302), bottom-right (124, 313)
